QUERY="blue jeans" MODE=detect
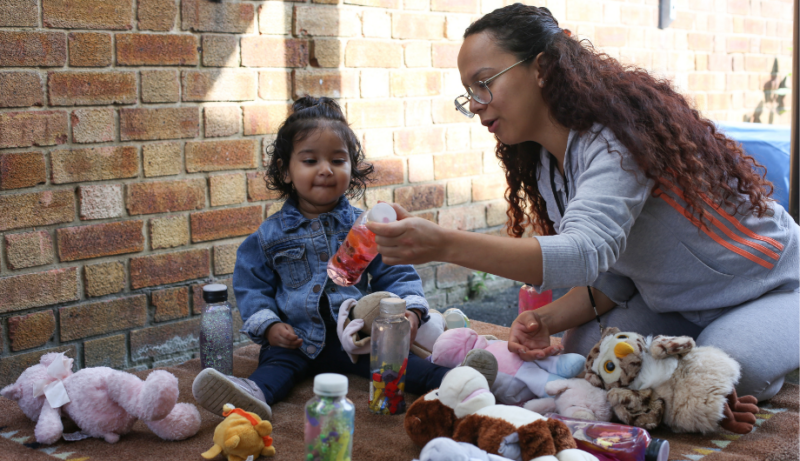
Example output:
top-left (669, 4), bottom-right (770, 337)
top-left (249, 316), bottom-right (450, 405)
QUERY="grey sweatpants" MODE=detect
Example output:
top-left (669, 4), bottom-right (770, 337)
top-left (562, 288), bottom-right (799, 401)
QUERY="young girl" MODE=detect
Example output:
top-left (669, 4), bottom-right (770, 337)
top-left (191, 97), bottom-right (454, 420)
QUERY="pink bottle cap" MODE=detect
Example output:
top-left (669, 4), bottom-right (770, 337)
top-left (367, 203), bottom-right (397, 224)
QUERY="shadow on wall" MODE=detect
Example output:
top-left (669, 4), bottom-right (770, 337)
top-left (750, 58), bottom-right (792, 124)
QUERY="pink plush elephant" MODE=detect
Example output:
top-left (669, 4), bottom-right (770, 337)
top-left (431, 328), bottom-right (586, 406)
top-left (0, 352), bottom-right (201, 444)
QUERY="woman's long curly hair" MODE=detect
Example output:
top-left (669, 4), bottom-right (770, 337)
top-left (265, 96), bottom-right (374, 201)
top-left (466, 3), bottom-right (773, 238)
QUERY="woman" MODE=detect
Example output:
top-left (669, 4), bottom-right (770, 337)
top-left (367, 3), bottom-right (799, 401)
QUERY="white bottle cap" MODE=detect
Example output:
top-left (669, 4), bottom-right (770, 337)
top-left (379, 298), bottom-right (406, 315)
top-left (367, 202), bottom-right (397, 224)
top-left (313, 373), bottom-right (348, 397)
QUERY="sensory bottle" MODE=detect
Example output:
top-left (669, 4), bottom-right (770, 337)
top-left (369, 298), bottom-right (410, 415)
top-left (327, 203), bottom-right (397, 287)
top-left (547, 414), bottom-right (669, 461)
top-left (304, 373), bottom-right (355, 461)
top-left (518, 284), bottom-right (553, 314)
top-left (199, 283), bottom-right (234, 375)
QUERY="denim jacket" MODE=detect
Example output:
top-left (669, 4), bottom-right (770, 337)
top-left (234, 196), bottom-right (429, 359)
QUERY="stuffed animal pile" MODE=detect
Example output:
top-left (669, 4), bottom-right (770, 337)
top-left (584, 327), bottom-right (760, 434)
top-left (404, 366), bottom-right (598, 461)
top-left (0, 352), bottom-right (201, 444)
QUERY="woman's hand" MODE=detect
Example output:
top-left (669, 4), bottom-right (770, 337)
top-left (507, 309), bottom-right (564, 361)
top-left (366, 203), bottom-right (448, 266)
top-left (266, 322), bottom-right (303, 349)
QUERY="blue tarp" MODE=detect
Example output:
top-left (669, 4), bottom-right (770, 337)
top-left (717, 121), bottom-right (792, 211)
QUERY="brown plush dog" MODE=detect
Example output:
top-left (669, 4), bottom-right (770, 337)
top-left (405, 367), bottom-right (597, 461)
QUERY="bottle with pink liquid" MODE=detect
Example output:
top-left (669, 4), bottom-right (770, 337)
top-left (327, 203), bottom-right (397, 287)
top-left (519, 284), bottom-right (552, 314)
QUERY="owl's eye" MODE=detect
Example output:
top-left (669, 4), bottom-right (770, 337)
top-left (617, 335), bottom-right (628, 339)
top-left (604, 360), bottom-right (616, 373)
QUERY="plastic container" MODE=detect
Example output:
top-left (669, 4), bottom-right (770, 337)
top-left (327, 203), bottom-right (397, 287)
top-left (518, 284), bottom-right (552, 314)
top-left (199, 284), bottom-right (234, 375)
top-left (547, 414), bottom-right (669, 461)
top-left (443, 307), bottom-right (470, 329)
top-left (304, 373), bottom-right (355, 461)
top-left (369, 298), bottom-right (410, 415)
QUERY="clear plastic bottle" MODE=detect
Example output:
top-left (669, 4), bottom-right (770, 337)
top-left (547, 414), bottom-right (670, 461)
top-left (369, 298), bottom-right (410, 415)
top-left (518, 284), bottom-right (553, 314)
top-left (199, 283), bottom-right (233, 375)
top-left (327, 203), bottom-right (397, 287)
top-left (304, 373), bottom-right (355, 461)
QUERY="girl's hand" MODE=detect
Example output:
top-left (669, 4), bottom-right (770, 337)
top-left (366, 203), bottom-right (448, 266)
top-left (266, 322), bottom-right (303, 349)
top-left (405, 310), bottom-right (419, 348)
top-left (507, 310), bottom-right (564, 361)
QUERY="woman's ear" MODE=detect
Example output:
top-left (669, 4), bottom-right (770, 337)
top-left (533, 52), bottom-right (546, 87)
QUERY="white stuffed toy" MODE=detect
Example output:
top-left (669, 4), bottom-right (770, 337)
top-left (523, 378), bottom-right (612, 422)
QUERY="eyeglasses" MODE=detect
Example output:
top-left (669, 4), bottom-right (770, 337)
top-left (454, 57), bottom-right (532, 118)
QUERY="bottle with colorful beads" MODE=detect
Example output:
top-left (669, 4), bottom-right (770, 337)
top-left (369, 298), bottom-right (410, 415)
top-left (304, 373), bottom-right (355, 461)
top-left (199, 283), bottom-right (233, 375)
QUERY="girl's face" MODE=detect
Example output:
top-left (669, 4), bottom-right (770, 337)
top-left (457, 31), bottom-right (546, 146)
top-left (285, 127), bottom-right (352, 218)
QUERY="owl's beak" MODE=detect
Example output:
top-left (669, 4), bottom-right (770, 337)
top-left (614, 341), bottom-right (635, 358)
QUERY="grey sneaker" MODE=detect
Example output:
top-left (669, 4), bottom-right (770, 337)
top-left (461, 349), bottom-right (498, 389)
top-left (192, 368), bottom-right (272, 421)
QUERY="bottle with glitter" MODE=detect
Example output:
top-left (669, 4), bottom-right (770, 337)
top-left (199, 283), bottom-right (234, 375)
top-left (327, 202), bottom-right (397, 287)
top-left (369, 298), bottom-right (410, 415)
top-left (519, 284), bottom-right (552, 314)
top-left (304, 373), bottom-right (355, 461)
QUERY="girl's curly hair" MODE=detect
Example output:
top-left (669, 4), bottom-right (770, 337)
top-left (265, 96), bottom-right (374, 201)
top-left (466, 3), bottom-right (773, 238)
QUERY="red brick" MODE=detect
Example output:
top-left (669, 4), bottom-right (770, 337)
top-left (432, 42), bottom-right (460, 68)
top-left (116, 34), bottom-right (198, 66)
top-left (243, 104), bottom-right (291, 135)
top-left (126, 178), bottom-right (206, 216)
top-left (708, 54), bottom-right (733, 72)
top-left (344, 0), bottom-right (398, 7)
top-left (259, 70), bottom-right (292, 100)
top-left (152, 286), bottom-right (189, 322)
top-left (344, 40), bottom-right (403, 68)
top-left (347, 99), bottom-right (404, 129)
top-left (185, 139), bottom-right (257, 173)
top-left (439, 203), bottom-right (487, 230)
top-left (392, 13), bottom-right (444, 40)
top-left (247, 171), bottom-right (281, 201)
top-left (0, 267), bottom-right (79, 314)
top-left (436, 263), bottom-right (473, 288)
top-left (241, 37), bottom-right (308, 67)
top-left (192, 278), bottom-right (236, 314)
top-left (431, 0), bottom-right (478, 13)
top-left (371, 158), bottom-right (404, 187)
top-left (744, 55), bottom-right (769, 72)
top-left (84, 334), bottom-right (126, 368)
top-left (391, 70), bottom-right (441, 97)
top-left (394, 127), bottom-right (445, 156)
top-left (48, 71), bottom-right (136, 106)
top-left (5, 231), bottom-right (54, 270)
top-left (0, 72), bottom-right (44, 108)
top-left (595, 27), bottom-right (627, 47)
top-left (83, 260), bottom-right (125, 297)
top-left (60, 295), bottom-right (147, 341)
top-left (0, 31), bottom-right (66, 67)
top-left (56, 220), bottom-right (143, 262)
top-left (51, 146), bottom-right (138, 184)
top-left (293, 69), bottom-right (360, 99)
top-left (43, 0), bottom-right (133, 29)
top-left (138, 0), bottom-right (177, 31)
top-left (434, 152), bottom-right (482, 179)
top-left (0, 346), bottom-right (76, 388)
top-left (120, 107), bottom-right (199, 141)
top-left (130, 317), bottom-right (201, 361)
top-left (620, 4), bottom-right (655, 27)
top-left (71, 107), bottom-right (115, 144)
top-left (0, 110), bottom-right (67, 149)
top-left (432, 98), bottom-right (468, 124)
top-left (68, 32), bottom-right (112, 67)
top-left (204, 106), bottom-right (241, 138)
top-left (130, 249), bottom-right (209, 289)
top-left (0, 0), bottom-right (37, 27)
top-left (142, 69), bottom-right (180, 103)
top-left (760, 38), bottom-right (780, 55)
top-left (294, 5), bottom-right (360, 37)
top-left (202, 34), bottom-right (239, 67)
top-left (394, 184), bottom-right (444, 212)
top-left (727, 36), bottom-right (749, 53)
top-left (727, 0), bottom-right (749, 15)
top-left (182, 0), bottom-right (254, 33)
top-left (191, 206), bottom-right (262, 242)
top-left (486, 200), bottom-right (508, 227)
top-left (0, 190), bottom-right (74, 232)
top-left (181, 70), bottom-right (257, 101)
top-left (472, 174), bottom-right (506, 201)
top-left (687, 33), bottom-right (713, 51)
top-left (0, 152), bottom-right (46, 190)
top-left (214, 242), bottom-right (239, 275)
top-left (9, 311), bottom-right (56, 351)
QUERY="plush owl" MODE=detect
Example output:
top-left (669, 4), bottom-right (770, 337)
top-left (584, 327), bottom-right (759, 434)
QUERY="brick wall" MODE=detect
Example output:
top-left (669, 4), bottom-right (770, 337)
top-left (0, 0), bottom-right (793, 384)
